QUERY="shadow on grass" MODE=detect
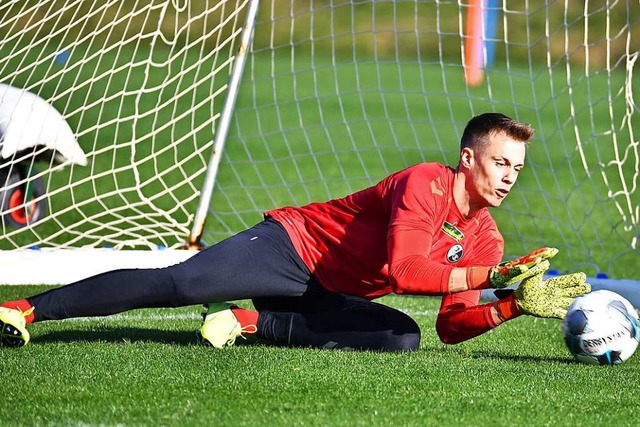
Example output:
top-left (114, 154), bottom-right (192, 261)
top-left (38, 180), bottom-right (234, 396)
top-left (421, 345), bottom-right (576, 365)
top-left (31, 331), bottom-right (577, 364)
top-left (470, 349), bottom-right (575, 365)
top-left (33, 327), bottom-right (197, 346)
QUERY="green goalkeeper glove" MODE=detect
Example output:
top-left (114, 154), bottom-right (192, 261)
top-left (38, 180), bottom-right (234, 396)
top-left (489, 247), bottom-right (559, 288)
top-left (514, 265), bottom-right (591, 319)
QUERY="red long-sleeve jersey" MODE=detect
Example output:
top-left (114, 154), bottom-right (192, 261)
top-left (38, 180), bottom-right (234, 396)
top-left (266, 162), bottom-right (505, 343)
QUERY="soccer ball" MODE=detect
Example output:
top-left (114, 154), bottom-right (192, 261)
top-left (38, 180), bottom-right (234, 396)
top-left (562, 290), bottom-right (640, 365)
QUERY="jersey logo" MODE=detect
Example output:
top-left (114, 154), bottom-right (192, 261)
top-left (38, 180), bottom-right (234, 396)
top-left (446, 244), bottom-right (464, 263)
top-left (441, 221), bottom-right (464, 242)
top-left (430, 177), bottom-right (445, 196)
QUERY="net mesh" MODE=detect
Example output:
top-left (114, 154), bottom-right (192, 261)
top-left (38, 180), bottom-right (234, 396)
top-left (0, 0), bottom-right (249, 248)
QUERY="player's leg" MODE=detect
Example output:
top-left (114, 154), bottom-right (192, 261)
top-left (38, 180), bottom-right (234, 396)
top-left (252, 283), bottom-right (421, 352)
top-left (1, 219), bottom-right (311, 323)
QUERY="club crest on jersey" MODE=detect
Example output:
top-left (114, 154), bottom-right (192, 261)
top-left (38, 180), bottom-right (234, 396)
top-left (446, 244), bottom-right (464, 263)
top-left (441, 221), bottom-right (464, 242)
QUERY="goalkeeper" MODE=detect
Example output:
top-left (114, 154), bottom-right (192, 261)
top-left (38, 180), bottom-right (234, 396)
top-left (0, 113), bottom-right (590, 350)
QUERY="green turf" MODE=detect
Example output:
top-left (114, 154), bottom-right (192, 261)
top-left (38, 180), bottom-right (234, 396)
top-left (1, 6), bottom-right (638, 426)
top-left (2, 285), bottom-right (639, 426)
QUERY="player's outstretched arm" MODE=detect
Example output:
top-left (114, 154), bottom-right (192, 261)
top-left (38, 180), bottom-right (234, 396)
top-left (464, 247), bottom-right (558, 291)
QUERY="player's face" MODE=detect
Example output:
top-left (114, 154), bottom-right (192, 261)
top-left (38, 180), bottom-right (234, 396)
top-left (466, 132), bottom-right (526, 208)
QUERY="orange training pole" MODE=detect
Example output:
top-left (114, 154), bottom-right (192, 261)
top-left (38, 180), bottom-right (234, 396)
top-left (464, 0), bottom-right (484, 86)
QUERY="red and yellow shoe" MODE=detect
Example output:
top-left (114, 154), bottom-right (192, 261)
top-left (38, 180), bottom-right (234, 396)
top-left (0, 306), bottom-right (34, 348)
top-left (196, 303), bottom-right (257, 348)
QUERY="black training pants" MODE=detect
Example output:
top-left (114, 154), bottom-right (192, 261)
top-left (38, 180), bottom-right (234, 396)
top-left (29, 219), bottom-right (420, 351)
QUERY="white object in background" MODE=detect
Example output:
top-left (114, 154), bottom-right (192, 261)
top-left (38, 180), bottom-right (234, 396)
top-left (0, 83), bottom-right (87, 166)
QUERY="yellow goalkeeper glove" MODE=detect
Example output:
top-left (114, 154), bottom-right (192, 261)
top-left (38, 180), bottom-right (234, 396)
top-left (514, 265), bottom-right (591, 319)
top-left (467, 247), bottom-right (559, 290)
top-left (489, 247), bottom-right (558, 288)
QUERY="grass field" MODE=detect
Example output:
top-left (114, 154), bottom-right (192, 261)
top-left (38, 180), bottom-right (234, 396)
top-left (2, 285), bottom-right (639, 426)
top-left (1, 5), bottom-right (639, 426)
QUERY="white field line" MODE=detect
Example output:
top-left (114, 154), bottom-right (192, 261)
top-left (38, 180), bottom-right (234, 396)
top-left (62, 309), bottom-right (439, 323)
top-left (403, 309), bottom-right (439, 316)
top-left (63, 313), bottom-right (202, 322)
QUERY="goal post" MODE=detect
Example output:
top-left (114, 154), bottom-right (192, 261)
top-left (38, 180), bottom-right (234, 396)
top-left (188, 0), bottom-right (261, 249)
top-left (0, 1), bottom-right (638, 284)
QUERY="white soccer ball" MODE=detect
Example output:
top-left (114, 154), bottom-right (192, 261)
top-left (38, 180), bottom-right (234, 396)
top-left (562, 290), bottom-right (640, 365)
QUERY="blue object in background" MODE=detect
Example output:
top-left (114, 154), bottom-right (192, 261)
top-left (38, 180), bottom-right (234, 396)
top-left (54, 50), bottom-right (71, 65)
top-left (483, 0), bottom-right (500, 69)
top-left (589, 278), bottom-right (639, 307)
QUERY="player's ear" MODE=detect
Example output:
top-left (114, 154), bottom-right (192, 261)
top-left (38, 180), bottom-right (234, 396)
top-left (459, 147), bottom-right (474, 169)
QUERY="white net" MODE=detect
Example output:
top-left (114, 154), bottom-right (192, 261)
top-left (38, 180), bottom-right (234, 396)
top-left (0, 1), bottom-right (638, 280)
top-left (0, 0), bottom-right (250, 249)
top-left (206, 0), bottom-right (639, 279)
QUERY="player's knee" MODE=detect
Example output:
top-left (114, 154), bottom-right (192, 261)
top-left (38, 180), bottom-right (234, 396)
top-left (380, 314), bottom-right (421, 352)
top-left (383, 330), bottom-right (421, 352)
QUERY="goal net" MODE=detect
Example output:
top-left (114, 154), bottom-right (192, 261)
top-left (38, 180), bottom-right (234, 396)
top-left (0, 1), bottom-right (638, 281)
top-left (0, 0), bottom-right (250, 251)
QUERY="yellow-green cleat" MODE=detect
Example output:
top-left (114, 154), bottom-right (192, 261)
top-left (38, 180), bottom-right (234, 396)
top-left (0, 307), bottom-right (34, 348)
top-left (196, 303), bottom-right (255, 348)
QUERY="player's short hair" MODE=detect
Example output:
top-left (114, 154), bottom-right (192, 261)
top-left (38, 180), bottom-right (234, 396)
top-left (460, 113), bottom-right (534, 151)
